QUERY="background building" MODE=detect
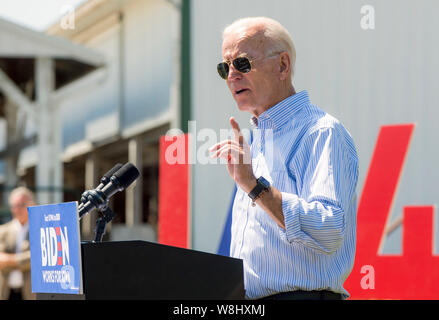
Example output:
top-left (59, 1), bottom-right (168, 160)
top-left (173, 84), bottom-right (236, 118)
top-left (0, 0), bottom-right (181, 241)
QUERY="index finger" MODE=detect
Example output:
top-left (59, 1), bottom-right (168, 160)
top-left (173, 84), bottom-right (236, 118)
top-left (230, 116), bottom-right (243, 145)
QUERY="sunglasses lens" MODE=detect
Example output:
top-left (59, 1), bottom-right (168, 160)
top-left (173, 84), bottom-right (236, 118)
top-left (217, 62), bottom-right (229, 79)
top-left (233, 57), bottom-right (251, 73)
top-left (217, 57), bottom-right (251, 79)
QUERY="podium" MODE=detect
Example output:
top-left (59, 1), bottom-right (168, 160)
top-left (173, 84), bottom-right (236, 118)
top-left (37, 241), bottom-right (244, 300)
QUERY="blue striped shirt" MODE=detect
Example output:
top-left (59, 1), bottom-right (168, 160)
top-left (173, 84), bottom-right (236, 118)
top-left (230, 90), bottom-right (359, 299)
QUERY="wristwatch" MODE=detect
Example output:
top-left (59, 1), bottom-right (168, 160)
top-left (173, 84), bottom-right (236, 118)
top-left (248, 176), bottom-right (270, 207)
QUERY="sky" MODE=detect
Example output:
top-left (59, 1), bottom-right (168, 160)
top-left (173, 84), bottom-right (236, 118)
top-left (0, 0), bottom-right (87, 31)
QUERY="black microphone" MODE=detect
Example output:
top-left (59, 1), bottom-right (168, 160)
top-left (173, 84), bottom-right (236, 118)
top-left (78, 163), bottom-right (140, 219)
top-left (78, 163), bottom-right (123, 212)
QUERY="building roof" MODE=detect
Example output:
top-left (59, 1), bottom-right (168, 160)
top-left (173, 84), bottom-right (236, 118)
top-left (0, 15), bottom-right (106, 117)
top-left (0, 16), bottom-right (105, 66)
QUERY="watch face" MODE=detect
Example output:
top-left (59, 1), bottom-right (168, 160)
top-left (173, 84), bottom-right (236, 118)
top-left (258, 177), bottom-right (270, 188)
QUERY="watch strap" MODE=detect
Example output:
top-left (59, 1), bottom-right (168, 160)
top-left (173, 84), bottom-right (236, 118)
top-left (248, 177), bottom-right (270, 201)
top-left (248, 180), bottom-right (265, 200)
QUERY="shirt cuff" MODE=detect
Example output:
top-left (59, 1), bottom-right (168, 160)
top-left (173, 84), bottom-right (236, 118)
top-left (280, 192), bottom-right (302, 243)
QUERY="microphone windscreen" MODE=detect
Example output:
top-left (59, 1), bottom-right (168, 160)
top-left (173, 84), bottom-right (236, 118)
top-left (103, 163), bottom-right (123, 180)
top-left (113, 163), bottom-right (140, 189)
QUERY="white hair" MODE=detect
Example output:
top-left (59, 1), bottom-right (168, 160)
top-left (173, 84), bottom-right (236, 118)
top-left (9, 186), bottom-right (35, 205)
top-left (223, 17), bottom-right (296, 76)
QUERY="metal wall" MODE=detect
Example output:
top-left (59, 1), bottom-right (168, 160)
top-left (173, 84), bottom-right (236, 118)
top-left (190, 0), bottom-right (439, 254)
top-left (60, 0), bottom-right (178, 150)
top-left (60, 18), bottom-right (121, 149)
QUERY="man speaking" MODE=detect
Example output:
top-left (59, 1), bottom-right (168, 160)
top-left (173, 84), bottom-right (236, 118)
top-left (209, 17), bottom-right (359, 300)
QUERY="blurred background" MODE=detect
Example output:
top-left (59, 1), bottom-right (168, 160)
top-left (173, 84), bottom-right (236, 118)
top-left (0, 0), bottom-right (438, 281)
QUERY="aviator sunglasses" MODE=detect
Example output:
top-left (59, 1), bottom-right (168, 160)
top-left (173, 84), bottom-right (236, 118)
top-left (217, 52), bottom-right (281, 80)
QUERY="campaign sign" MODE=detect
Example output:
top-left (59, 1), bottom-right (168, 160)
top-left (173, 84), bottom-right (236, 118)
top-left (28, 201), bottom-right (82, 294)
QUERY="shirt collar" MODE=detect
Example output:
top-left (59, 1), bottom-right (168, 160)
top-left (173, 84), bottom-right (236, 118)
top-left (249, 90), bottom-right (310, 129)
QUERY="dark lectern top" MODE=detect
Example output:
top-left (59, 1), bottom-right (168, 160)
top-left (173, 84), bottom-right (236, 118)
top-left (38, 240), bottom-right (244, 300)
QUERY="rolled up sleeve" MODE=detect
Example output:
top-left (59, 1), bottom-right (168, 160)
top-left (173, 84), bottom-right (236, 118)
top-left (280, 126), bottom-right (358, 254)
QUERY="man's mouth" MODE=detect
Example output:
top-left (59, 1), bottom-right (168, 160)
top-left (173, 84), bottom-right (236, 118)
top-left (235, 88), bottom-right (249, 95)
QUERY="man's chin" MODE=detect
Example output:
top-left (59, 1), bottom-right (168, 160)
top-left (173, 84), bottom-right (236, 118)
top-left (235, 101), bottom-right (253, 112)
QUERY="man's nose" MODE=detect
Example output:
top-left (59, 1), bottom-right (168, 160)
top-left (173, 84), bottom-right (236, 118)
top-left (227, 64), bottom-right (243, 81)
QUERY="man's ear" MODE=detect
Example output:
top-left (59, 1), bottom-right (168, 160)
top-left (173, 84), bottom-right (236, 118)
top-left (279, 52), bottom-right (291, 80)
